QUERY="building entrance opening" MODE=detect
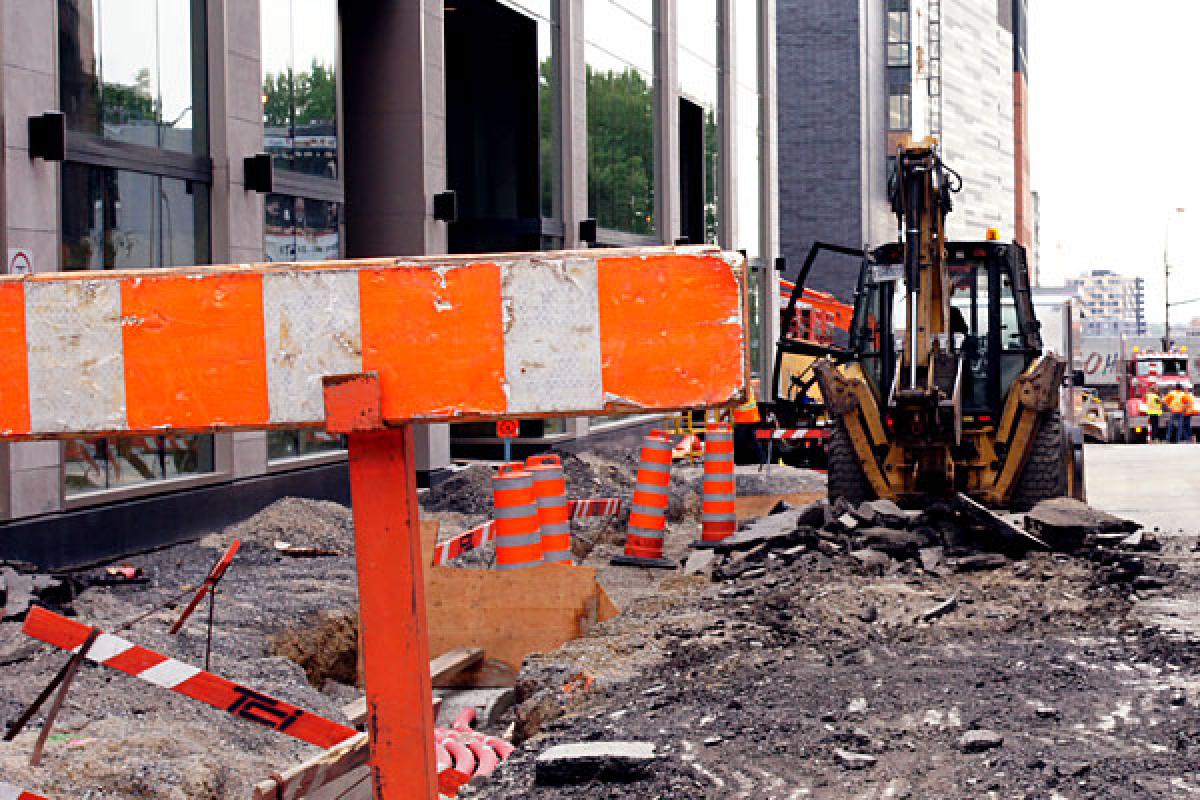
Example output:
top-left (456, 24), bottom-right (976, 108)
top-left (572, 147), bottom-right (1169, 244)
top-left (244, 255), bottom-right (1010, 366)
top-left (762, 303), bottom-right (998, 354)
top-left (445, 0), bottom-right (542, 254)
top-left (679, 98), bottom-right (705, 245)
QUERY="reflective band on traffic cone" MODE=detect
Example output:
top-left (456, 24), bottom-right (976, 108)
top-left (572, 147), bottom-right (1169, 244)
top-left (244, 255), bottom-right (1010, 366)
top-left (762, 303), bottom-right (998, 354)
top-left (696, 422), bottom-right (736, 547)
top-left (611, 431), bottom-right (676, 569)
top-left (492, 464), bottom-right (543, 570)
top-left (526, 454), bottom-right (573, 564)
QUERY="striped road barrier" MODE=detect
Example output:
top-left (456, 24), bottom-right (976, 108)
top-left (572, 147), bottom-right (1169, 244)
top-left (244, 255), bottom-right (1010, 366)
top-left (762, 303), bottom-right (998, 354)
top-left (22, 607), bottom-right (356, 749)
top-left (696, 422), bottom-right (737, 546)
top-left (612, 431), bottom-right (676, 569)
top-left (526, 455), bottom-right (572, 563)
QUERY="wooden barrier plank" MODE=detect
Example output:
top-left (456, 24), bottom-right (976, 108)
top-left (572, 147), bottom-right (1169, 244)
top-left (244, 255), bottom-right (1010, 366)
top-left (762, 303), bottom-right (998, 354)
top-left (343, 648), bottom-right (483, 727)
top-left (251, 732), bottom-right (370, 800)
top-left (0, 247), bottom-right (746, 441)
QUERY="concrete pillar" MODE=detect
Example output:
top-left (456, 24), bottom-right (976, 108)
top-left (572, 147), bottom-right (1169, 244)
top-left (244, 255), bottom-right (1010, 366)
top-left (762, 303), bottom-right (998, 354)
top-left (2, 0), bottom-right (63, 518)
top-left (654, 0), bottom-right (680, 245)
top-left (341, 0), bottom-right (451, 473)
top-left (717, 0), bottom-right (736, 251)
top-left (209, 0), bottom-right (264, 478)
top-left (758, 0), bottom-right (781, 386)
top-left (559, 0), bottom-right (587, 249)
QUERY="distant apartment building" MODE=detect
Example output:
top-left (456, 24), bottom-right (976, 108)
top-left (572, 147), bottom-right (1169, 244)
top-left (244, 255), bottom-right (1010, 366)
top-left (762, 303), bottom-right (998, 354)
top-left (775, 0), bottom-right (1033, 299)
top-left (1068, 270), bottom-right (1147, 337)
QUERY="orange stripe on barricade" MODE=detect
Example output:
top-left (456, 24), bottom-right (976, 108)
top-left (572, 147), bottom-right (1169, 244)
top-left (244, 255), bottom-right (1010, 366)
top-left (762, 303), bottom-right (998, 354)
top-left (597, 253), bottom-right (744, 410)
top-left (359, 263), bottom-right (507, 421)
top-left (0, 283), bottom-right (30, 435)
top-left (122, 273), bottom-right (270, 430)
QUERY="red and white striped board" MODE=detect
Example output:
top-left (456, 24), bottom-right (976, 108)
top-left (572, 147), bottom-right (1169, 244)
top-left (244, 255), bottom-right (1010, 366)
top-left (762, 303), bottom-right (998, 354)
top-left (0, 782), bottom-right (50, 800)
top-left (754, 428), bottom-right (829, 442)
top-left (22, 607), bottom-right (356, 749)
top-left (569, 497), bottom-right (622, 521)
top-left (169, 538), bottom-right (241, 634)
top-left (431, 498), bottom-right (623, 565)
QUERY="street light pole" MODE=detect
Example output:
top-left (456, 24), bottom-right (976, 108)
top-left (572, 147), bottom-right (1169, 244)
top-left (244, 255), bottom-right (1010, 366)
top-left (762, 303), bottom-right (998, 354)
top-left (1164, 207), bottom-right (1186, 349)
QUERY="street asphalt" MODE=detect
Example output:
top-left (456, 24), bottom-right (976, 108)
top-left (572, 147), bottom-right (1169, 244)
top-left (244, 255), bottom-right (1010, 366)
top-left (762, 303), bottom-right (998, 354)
top-left (1085, 442), bottom-right (1200, 534)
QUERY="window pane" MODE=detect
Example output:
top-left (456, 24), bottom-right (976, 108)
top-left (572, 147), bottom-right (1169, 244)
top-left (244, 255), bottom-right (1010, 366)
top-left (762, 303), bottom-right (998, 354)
top-left (59, 0), bottom-right (103, 137)
top-left (265, 194), bottom-right (298, 262)
top-left (263, 0), bottom-right (339, 178)
top-left (158, 0), bottom-right (196, 153)
top-left (586, 0), bottom-right (655, 236)
top-left (297, 197), bottom-right (340, 261)
top-left (98, 0), bottom-right (159, 147)
top-left (110, 170), bottom-right (158, 270)
top-left (107, 436), bottom-right (163, 489)
top-left (59, 164), bottom-right (214, 496)
top-left (59, 0), bottom-right (205, 154)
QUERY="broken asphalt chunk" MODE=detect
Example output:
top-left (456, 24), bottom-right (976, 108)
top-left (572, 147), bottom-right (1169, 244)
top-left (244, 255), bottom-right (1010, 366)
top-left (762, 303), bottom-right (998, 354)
top-left (958, 729), bottom-right (1004, 753)
top-left (833, 748), bottom-right (877, 769)
top-left (535, 741), bottom-right (659, 785)
top-left (918, 596), bottom-right (958, 623)
top-left (1024, 497), bottom-right (1139, 551)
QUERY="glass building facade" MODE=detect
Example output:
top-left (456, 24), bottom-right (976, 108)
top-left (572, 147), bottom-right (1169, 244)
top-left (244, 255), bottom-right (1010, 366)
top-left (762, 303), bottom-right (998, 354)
top-left (0, 0), bottom-right (779, 551)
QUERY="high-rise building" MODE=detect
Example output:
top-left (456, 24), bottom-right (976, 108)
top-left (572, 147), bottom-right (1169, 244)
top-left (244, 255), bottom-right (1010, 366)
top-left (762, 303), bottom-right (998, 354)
top-left (1067, 270), bottom-right (1147, 337)
top-left (0, 0), bottom-right (782, 566)
top-left (776, 0), bottom-right (1033, 299)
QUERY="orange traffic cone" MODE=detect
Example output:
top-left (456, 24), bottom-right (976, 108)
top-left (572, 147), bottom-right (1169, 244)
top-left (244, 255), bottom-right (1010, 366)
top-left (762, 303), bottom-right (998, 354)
top-left (695, 422), bottom-right (737, 547)
top-left (612, 431), bottom-right (675, 569)
top-left (526, 454), bottom-right (572, 564)
top-left (492, 464), bottom-right (543, 570)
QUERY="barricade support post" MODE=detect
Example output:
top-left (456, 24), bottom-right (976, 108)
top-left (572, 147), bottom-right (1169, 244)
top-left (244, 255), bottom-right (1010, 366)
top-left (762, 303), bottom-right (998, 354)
top-left (323, 374), bottom-right (439, 800)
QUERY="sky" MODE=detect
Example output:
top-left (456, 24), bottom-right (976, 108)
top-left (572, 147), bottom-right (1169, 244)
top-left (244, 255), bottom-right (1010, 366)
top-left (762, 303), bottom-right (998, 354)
top-left (1028, 1), bottom-right (1200, 324)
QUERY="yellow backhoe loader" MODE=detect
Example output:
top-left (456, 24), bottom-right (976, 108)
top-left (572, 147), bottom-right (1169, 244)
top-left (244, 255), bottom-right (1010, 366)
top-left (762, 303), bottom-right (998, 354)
top-left (811, 141), bottom-right (1085, 508)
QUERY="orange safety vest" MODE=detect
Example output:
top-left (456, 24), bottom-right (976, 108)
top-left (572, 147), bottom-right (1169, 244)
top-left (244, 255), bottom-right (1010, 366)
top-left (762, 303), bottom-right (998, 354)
top-left (1183, 392), bottom-right (1196, 415)
top-left (732, 386), bottom-right (761, 425)
top-left (1166, 390), bottom-right (1185, 414)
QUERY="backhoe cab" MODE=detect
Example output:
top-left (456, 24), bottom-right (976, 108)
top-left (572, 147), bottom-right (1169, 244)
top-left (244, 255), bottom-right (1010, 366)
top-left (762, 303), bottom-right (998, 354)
top-left (813, 141), bottom-right (1084, 508)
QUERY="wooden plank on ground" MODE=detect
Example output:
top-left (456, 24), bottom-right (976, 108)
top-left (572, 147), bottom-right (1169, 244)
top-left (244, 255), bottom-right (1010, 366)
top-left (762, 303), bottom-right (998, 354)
top-left (735, 491), bottom-right (825, 521)
top-left (426, 563), bottom-right (619, 672)
top-left (343, 650), bottom-right (480, 726)
top-left (251, 732), bottom-right (370, 800)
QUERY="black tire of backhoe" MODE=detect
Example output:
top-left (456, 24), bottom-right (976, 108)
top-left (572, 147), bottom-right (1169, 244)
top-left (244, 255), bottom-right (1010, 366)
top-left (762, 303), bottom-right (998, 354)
top-left (1009, 410), bottom-right (1068, 511)
top-left (826, 420), bottom-right (874, 506)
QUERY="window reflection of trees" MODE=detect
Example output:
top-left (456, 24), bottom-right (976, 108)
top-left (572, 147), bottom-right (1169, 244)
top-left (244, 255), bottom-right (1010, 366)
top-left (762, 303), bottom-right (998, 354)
top-left (587, 65), bottom-right (655, 236)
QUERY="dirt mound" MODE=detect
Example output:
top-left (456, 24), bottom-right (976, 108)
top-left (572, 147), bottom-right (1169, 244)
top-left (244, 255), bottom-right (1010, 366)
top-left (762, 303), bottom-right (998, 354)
top-left (222, 496), bottom-right (355, 553)
top-left (270, 610), bottom-right (360, 688)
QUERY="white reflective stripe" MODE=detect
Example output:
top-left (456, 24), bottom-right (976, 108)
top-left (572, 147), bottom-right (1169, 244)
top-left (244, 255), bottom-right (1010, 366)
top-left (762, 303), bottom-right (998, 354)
top-left (537, 496), bottom-right (568, 508)
top-left (26, 280), bottom-right (127, 432)
top-left (139, 658), bottom-right (202, 689)
top-left (79, 632), bottom-right (135, 663)
top-left (494, 504), bottom-right (539, 520)
top-left (0, 782), bottom-right (24, 800)
top-left (263, 270), bottom-right (363, 424)
top-left (543, 552), bottom-right (573, 562)
top-left (495, 532), bottom-right (542, 547)
top-left (502, 257), bottom-right (604, 413)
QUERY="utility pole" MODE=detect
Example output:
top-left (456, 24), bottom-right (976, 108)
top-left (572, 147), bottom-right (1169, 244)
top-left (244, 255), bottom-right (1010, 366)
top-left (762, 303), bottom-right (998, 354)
top-left (1164, 207), bottom-right (1186, 350)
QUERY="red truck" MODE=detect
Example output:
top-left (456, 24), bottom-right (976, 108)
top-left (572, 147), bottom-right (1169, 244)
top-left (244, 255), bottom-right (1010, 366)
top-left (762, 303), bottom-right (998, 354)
top-left (1118, 345), bottom-right (1192, 442)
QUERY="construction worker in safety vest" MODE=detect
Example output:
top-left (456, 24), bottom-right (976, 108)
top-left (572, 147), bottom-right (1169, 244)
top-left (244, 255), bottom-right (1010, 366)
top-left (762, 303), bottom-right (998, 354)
top-left (1183, 387), bottom-right (1197, 443)
top-left (1165, 384), bottom-right (1188, 443)
top-left (1146, 388), bottom-right (1164, 442)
